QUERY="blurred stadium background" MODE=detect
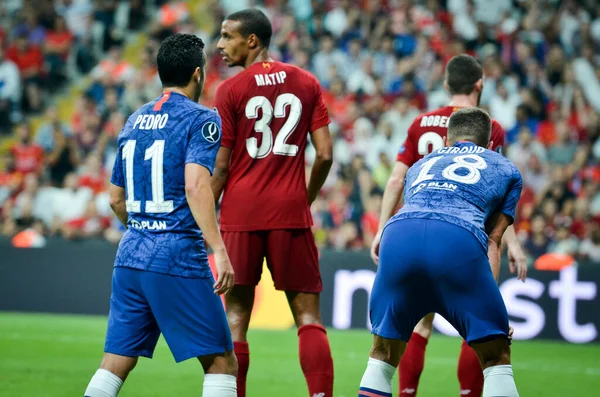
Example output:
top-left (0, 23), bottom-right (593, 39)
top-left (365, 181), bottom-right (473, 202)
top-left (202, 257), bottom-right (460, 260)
top-left (0, 0), bottom-right (599, 396)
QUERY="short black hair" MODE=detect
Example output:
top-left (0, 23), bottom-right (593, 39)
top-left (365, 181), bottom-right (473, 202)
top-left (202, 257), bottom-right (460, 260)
top-left (447, 108), bottom-right (491, 147)
top-left (445, 54), bottom-right (483, 95)
top-left (226, 9), bottom-right (272, 48)
top-left (157, 34), bottom-right (205, 88)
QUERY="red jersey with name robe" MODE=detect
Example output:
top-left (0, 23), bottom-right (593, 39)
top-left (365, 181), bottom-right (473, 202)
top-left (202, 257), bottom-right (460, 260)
top-left (214, 61), bottom-right (330, 231)
top-left (397, 106), bottom-right (505, 167)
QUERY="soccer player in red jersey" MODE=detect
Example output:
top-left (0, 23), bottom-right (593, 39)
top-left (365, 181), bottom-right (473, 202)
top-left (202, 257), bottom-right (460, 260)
top-left (370, 54), bottom-right (528, 397)
top-left (212, 9), bottom-right (334, 397)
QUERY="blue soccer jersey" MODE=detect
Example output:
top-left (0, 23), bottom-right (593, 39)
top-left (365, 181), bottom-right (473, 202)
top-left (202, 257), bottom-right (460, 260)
top-left (110, 92), bottom-right (221, 278)
top-left (390, 141), bottom-right (523, 250)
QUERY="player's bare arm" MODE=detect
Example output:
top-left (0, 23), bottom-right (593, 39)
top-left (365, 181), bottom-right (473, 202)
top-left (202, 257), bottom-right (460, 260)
top-left (211, 146), bottom-right (232, 204)
top-left (109, 183), bottom-right (128, 227)
top-left (185, 163), bottom-right (234, 295)
top-left (307, 125), bottom-right (333, 204)
top-left (501, 225), bottom-right (527, 281)
top-left (370, 161), bottom-right (408, 264)
top-left (485, 212), bottom-right (513, 282)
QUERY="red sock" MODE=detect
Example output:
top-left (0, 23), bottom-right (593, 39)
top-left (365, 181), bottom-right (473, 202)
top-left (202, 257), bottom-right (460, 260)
top-left (399, 332), bottom-right (428, 397)
top-left (298, 324), bottom-right (334, 397)
top-left (457, 340), bottom-right (483, 397)
top-left (233, 341), bottom-right (249, 397)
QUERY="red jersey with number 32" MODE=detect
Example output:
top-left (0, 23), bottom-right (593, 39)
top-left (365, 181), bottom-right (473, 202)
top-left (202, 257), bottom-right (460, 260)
top-left (214, 61), bottom-right (330, 231)
top-left (396, 106), bottom-right (505, 167)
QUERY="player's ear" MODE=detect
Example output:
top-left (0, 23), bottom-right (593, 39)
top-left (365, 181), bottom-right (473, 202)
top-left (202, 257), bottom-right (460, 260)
top-left (247, 33), bottom-right (258, 49)
top-left (443, 136), bottom-right (449, 147)
top-left (487, 140), bottom-right (494, 150)
top-left (193, 66), bottom-right (202, 84)
top-left (443, 80), bottom-right (449, 93)
top-left (475, 78), bottom-right (483, 93)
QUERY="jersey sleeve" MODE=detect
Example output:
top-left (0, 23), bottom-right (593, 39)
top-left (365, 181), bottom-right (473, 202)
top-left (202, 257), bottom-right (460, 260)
top-left (185, 112), bottom-right (222, 175)
top-left (491, 121), bottom-right (506, 156)
top-left (310, 76), bottom-right (331, 132)
top-left (396, 118), bottom-right (419, 166)
top-left (110, 143), bottom-right (125, 187)
top-left (214, 82), bottom-right (235, 149)
top-left (498, 166), bottom-right (523, 224)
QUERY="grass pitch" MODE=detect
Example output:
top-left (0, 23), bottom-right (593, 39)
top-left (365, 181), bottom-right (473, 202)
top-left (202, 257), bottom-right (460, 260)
top-left (1, 312), bottom-right (598, 396)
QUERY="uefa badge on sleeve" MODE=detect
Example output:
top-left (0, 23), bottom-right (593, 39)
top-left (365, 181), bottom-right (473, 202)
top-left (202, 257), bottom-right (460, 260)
top-left (202, 122), bottom-right (221, 143)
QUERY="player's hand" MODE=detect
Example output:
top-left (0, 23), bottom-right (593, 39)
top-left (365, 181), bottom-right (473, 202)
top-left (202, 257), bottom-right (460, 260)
top-left (370, 230), bottom-right (382, 265)
top-left (213, 248), bottom-right (234, 295)
top-left (507, 241), bottom-right (527, 282)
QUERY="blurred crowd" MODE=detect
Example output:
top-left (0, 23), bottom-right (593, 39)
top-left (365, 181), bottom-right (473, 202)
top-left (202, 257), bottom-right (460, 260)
top-left (1, 0), bottom-right (599, 266)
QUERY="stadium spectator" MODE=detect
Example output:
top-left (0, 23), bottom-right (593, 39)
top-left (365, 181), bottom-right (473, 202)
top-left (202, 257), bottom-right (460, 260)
top-left (6, 32), bottom-right (44, 112)
top-left (10, 122), bottom-right (44, 175)
top-left (0, 44), bottom-right (21, 134)
top-left (0, 0), bottom-right (598, 263)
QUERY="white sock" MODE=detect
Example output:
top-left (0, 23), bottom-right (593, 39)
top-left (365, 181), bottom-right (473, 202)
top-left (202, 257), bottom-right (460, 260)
top-left (203, 374), bottom-right (237, 397)
top-left (84, 369), bottom-right (124, 397)
top-left (483, 365), bottom-right (519, 397)
top-left (358, 357), bottom-right (395, 396)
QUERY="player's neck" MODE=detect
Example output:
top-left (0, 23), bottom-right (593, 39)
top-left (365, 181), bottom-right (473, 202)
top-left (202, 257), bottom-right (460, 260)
top-left (162, 87), bottom-right (191, 100)
top-left (448, 94), bottom-right (477, 108)
top-left (245, 48), bottom-right (273, 69)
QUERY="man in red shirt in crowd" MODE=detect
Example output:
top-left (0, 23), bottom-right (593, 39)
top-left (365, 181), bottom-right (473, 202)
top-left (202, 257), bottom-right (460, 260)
top-left (10, 122), bottom-right (44, 176)
top-left (212, 9), bottom-right (334, 397)
top-left (6, 33), bottom-right (44, 112)
top-left (370, 54), bottom-right (528, 397)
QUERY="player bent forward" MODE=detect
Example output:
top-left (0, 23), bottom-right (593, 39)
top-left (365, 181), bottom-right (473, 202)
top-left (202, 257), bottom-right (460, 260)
top-left (83, 34), bottom-right (237, 397)
top-left (358, 108), bottom-right (522, 397)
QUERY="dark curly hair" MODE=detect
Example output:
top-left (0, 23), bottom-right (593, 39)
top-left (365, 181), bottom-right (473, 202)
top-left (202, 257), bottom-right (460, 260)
top-left (157, 34), bottom-right (206, 88)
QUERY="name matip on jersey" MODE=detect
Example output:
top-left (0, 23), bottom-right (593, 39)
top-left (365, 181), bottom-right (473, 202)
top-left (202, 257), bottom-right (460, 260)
top-left (214, 61), bottom-right (330, 231)
top-left (110, 92), bottom-right (221, 278)
top-left (390, 141), bottom-right (522, 249)
top-left (397, 106), bottom-right (506, 167)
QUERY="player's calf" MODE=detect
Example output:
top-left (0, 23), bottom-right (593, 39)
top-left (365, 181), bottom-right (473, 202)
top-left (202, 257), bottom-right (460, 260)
top-left (84, 353), bottom-right (137, 397)
top-left (200, 351), bottom-right (238, 397)
top-left (288, 291), bottom-right (334, 397)
top-left (358, 335), bottom-right (405, 397)
top-left (399, 315), bottom-right (433, 397)
top-left (470, 337), bottom-right (519, 397)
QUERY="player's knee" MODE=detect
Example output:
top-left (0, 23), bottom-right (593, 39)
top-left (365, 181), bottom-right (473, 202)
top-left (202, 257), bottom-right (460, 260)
top-left (99, 353), bottom-right (138, 381)
top-left (413, 314), bottom-right (434, 339)
top-left (203, 350), bottom-right (238, 376)
top-left (370, 335), bottom-right (402, 367)
top-left (226, 310), bottom-right (252, 336)
top-left (471, 337), bottom-right (511, 369)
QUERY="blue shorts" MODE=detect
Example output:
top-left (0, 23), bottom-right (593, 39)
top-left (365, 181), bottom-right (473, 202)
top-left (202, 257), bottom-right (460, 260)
top-left (370, 218), bottom-right (509, 344)
top-left (105, 267), bottom-right (233, 362)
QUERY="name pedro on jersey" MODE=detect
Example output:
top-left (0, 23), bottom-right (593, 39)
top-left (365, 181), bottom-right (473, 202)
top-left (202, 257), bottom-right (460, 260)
top-left (133, 114), bottom-right (169, 130)
top-left (255, 71), bottom-right (287, 86)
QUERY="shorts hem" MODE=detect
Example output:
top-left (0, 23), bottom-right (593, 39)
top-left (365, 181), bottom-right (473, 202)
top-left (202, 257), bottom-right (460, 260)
top-left (467, 331), bottom-right (509, 345)
top-left (371, 327), bottom-right (409, 342)
top-left (104, 347), bottom-right (154, 359)
top-left (173, 346), bottom-right (233, 363)
top-left (278, 285), bottom-right (323, 293)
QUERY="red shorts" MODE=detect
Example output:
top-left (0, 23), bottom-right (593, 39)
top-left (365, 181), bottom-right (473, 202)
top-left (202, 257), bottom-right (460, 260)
top-left (222, 229), bottom-right (322, 293)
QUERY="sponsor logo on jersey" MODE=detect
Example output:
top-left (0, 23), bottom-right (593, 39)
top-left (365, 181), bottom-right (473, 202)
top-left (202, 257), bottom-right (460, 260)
top-left (202, 121), bottom-right (221, 143)
top-left (130, 219), bottom-right (167, 230)
top-left (414, 181), bottom-right (458, 194)
top-left (262, 62), bottom-right (271, 68)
